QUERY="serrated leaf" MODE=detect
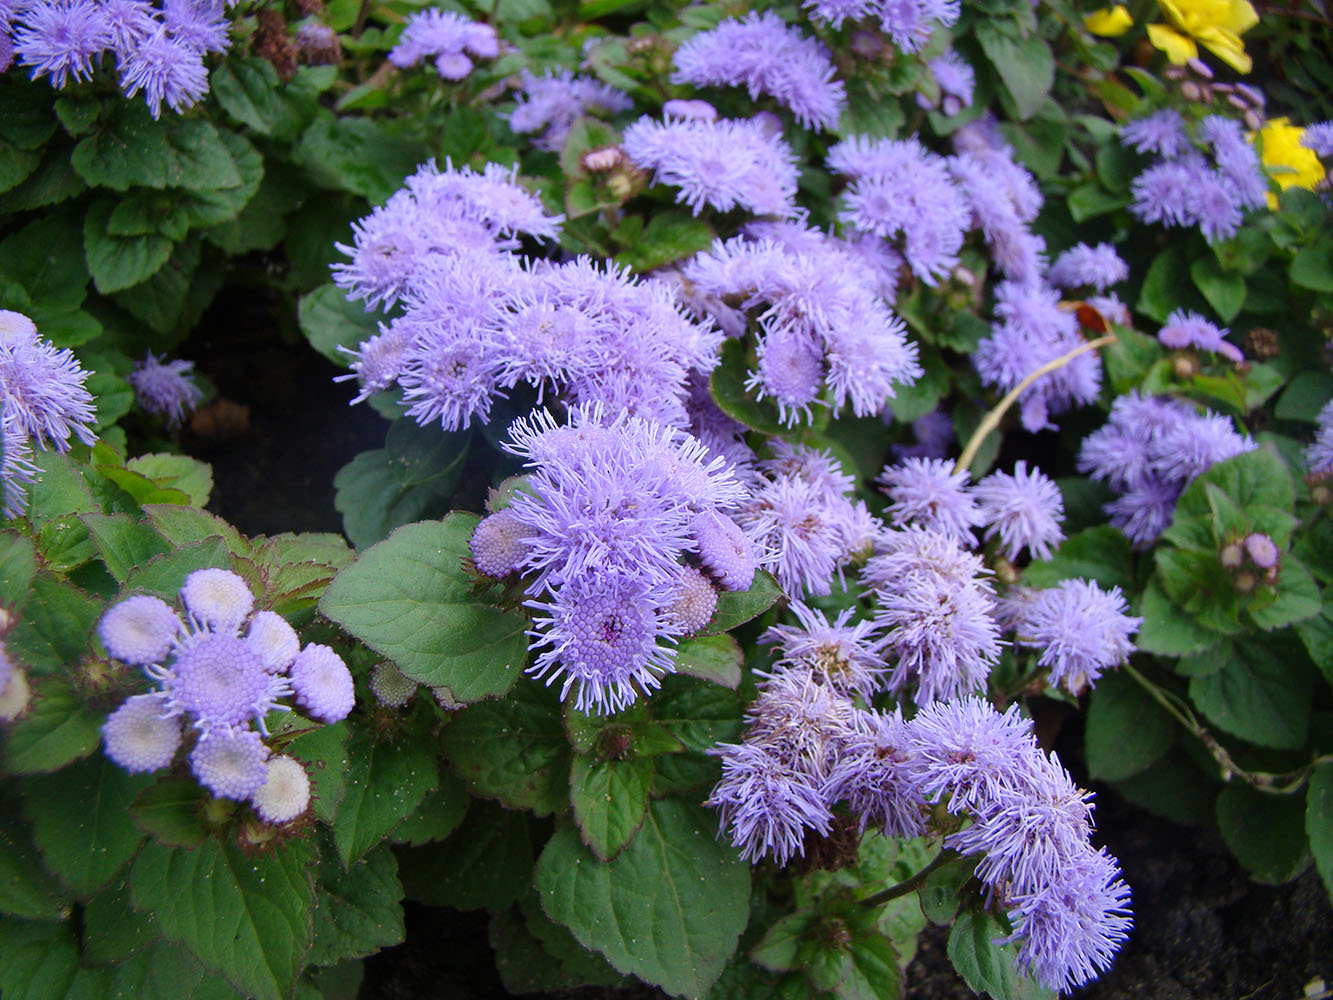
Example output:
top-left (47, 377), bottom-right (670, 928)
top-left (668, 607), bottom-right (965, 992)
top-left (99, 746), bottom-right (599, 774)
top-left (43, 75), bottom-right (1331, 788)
top-left (674, 633), bottom-right (742, 688)
top-left (1084, 671), bottom-right (1174, 781)
top-left (72, 106), bottom-right (240, 192)
top-left (389, 771), bottom-right (469, 846)
top-left (332, 450), bottom-right (446, 550)
top-left (569, 755), bottom-right (653, 861)
top-left (975, 25), bottom-right (1053, 120)
top-left (309, 842), bottom-right (405, 967)
top-left (211, 58), bottom-right (313, 140)
top-left (141, 504), bottom-right (250, 555)
top-left (1189, 637), bottom-right (1312, 749)
top-left (79, 513), bottom-right (170, 582)
top-left (126, 454), bottom-right (213, 507)
top-left (441, 683), bottom-right (570, 815)
top-left (750, 911), bottom-right (816, 973)
top-left (947, 911), bottom-right (1051, 1000)
top-left (319, 516), bottom-right (528, 702)
top-left (0, 532), bottom-right (37, 608)
top-left (615, 212), bottom-right (715, 271)
top-left (1174, 448), bottom-right (1293, 522)
top-left (292, 115), bottom-right (420, 202)
top-left (397, 801), bottom-right (533, 912)
top-left (83, 198), bottom-right (173, 294)
top-left (2, 678), bottom-right (101, 773)
top-left (700, 570), bottom-right (782, 636)
top-left (0, 918), bottom-right (92, 1000)
top-left (651, 674), bottom-right (743, 752)
top-left (110, 940), bottom-right (244, 1000)
top-left (129, 838), bottom-right (315, 1000)
top-left (285, 721), bottom-right (350, 824)
top-left (1135, 578), bottom-right (1223, 657)
top-left (22, 754), bottom-right (151, 897)
top-left (297, 284), bottom-right (379, 367)
top-left (128, 777), bottom-right (207, 848)
top-left (0, 807), bottom-right (68, 920)
top-left (1248, 559), bottom-right (1321, 631)
top-left (332, 729), bottom-right (438, 867)
top-left (536, 798), bottom-right (751, 998)
top-left (122, 537), bottom-right (231, 599)
top-left (83, 879), bottom-right (158, 964)
top-left (3, 573), bottom-right (101, 676)
top-left (1022, 525), bottom-right (1135, 592)
top-left (1216, 784), bottom-right (1310, 884)
top-left (1308, 763), bottom-right (1333, 900)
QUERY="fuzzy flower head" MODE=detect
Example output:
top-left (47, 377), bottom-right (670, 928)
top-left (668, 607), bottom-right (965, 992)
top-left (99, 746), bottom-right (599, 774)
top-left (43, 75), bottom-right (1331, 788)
top-left (1305, 400), bottom-right (1333, 479)
top-left (118, 29), bottom-right (209, 118)
top-left (0, 310), bottom-right (97, 453)
top-left (388, 8), bottom-right (497, 79)
top-left (706, 740), bottom-right (833, 865)
top-left (1157, 309), bottom-right (1242, 362)
top-left (878, 457), bottom-right (981, 547)
top-left (762, 602), bottom-right (886, 695)
top-left (128, 352), bottom-right (204, 426)
top-left (1047, 243), bottom-right (1129, 293)
top-left (508, 69), bottom-right (632, 152)
top-left (1006, 580), bottom-right (1141, 693)
top-left (250, 755), bottom-right (312, 824)
top-left (973, 461), bottom-right (1065, 562)
top-left (13, 0), bottom-right (113, 89)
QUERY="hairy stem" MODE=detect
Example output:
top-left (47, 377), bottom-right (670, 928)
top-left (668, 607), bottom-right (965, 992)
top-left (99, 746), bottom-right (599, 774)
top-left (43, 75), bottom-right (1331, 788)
top-left (860, 849), bottom-right (960, 909)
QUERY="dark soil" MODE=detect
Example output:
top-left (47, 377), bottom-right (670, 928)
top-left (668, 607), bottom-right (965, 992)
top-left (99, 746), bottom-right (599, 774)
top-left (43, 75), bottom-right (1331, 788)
top-left (185, 331), bottom-right (1333, 1000)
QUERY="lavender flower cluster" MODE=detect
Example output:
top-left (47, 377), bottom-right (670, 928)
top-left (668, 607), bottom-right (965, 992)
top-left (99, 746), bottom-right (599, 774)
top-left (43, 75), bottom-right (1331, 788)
top-left (469, 405), bottom-right (758, 714)
top-left (803, 0), bottom-right (960, 54)
top-left (387, 8), bottom-right (498, 81)
top-left (669, 12), bottom-right (847, 132)
top-left (1078, 391), bottom-right (1257, 546)
top-left (678, 223), bottom-right (920, 426)
top-left (128, 352), bottom-right (203, 428)
top-left (1125, 110), bottom-right (1269, 243)
top-left (98, 569), bottom-right (354, 822)
top-left (3, 0), bottom-right (234, 118)
top-left (508, 68), bottom-right (633, 152)
top-left (708, 610), bottom-right (1131, 994)
top-left (335, 159), bottom-right (726, 430)
top-left (1, 309), bottom-right (96, 519)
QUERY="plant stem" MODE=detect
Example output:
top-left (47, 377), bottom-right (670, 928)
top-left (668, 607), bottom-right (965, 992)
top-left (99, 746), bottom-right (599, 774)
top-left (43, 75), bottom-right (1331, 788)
top-left (860, 849), bottom-right (959, 909)
top-left (954, 334), bottom-right (1117, 475)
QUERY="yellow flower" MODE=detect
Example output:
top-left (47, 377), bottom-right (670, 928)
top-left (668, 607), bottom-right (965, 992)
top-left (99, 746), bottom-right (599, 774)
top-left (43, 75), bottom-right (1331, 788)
top-left (1146, 0), bottom-right (1259, 73)
top-left (1084, 5), bottom-right (1134, 35)
top-left (1256, 117), bottom-right (1326, 208)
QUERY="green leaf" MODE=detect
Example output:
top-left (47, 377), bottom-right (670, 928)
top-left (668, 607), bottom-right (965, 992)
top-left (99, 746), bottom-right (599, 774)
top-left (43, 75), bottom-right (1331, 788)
top-left (615, 212), bottom-right (715, 271)
top-left (0, 808), bottom-right (67, 920)
top-left (0, 80), bottom-right (58, 149)
top-left (1174, 448), bottom-right (1294, 523)
top-left (975, 25), bottom-right (1053, 120)
top-left (332, 450), bottom-right (446, 550)
top-left (79, 513), bottom-right (170, 582)
top-left (1307, 763), bottom-right (1333, 900)
top-left (569, 755), bottom-right (653, 861)
top-left (700, 571), bottom-right (782, 636)
top-left (389, 771), bottom-right (469, 846)
top-left (397, 801), bottom-right (533, 911)
top-left (441, 684), bottom-right (570, 815)
top-left (0, 532), bottom-right (37, 608)
top-left (142, 504), bottom-right (250, 555)
top-left (3, 572), bottom-right (100, 675)
top-left (1084, 671), bottom-right (1174, 780)
top-left (710, 338), bottom-right (787, 438)
top-left (1021, 525), bottom-right (1135, 592)
top-left (1275, 371), bottom-right (1333, 423)
top-left (750, 911), bottom-right (817, 973)
top-left (3, 678), bottom-right (102, 773)
top-left (0, 210), bottom-right (88, 317)
top-left (292, 115), bottom-right (420, 202)
top-left (536, 798), bottom-right (751, 998)
top-left (309, 842), bottom-right (405, 967)
top-left (22, 755), bottom-right (151, 897)
top-left (1189, 255), bottom-right (1246, 322)
top-left (319, 516), bottom-right (528, 703)
top-left (1216, 784), bottom-right (1310, 884)
top-left (0, 141), bottom-right (41, 194)
top-left (332, 729), bottom-right (439, 868)
top-left (947, 911), bottom-right (1052, 1000)
top-left (126, 454), bottom-right (213, 507)
top-left (211, 58), bottom-right (313, 140)
top-left (1291, 239), bottom-right (1333, 293)
top-left (1135, 579), bottom-right (1223, 657)
top-left (130, 838), bottom-right (315, 1000)
top-left (675, 633), bottom-right (742, 688)
top-left (1248, 559), bottom-right (1321, 631)
top-left (122, 537), bottom-right (232, 599)
top-left (1189, 637), bottom-right (1312, 749)
top-left (297, 284), bottom-right (379, 367)
top-left (1066, 182), bottom-right (1125, 222)
top-left (1109, 746), bottom-right (1218, 826)
top-left (83, 880), bottom-right (159, 964)
top-left (651, 674), bottom-right (743, 753)
top-left (384, 418), bottom-right (470, 490)
top-left (72, 106), bottom-right (239, 192)
top-left (110, 940), bottom-right (244, 1000)
top-left (1138, 247), bottom-right (1202, 324)
top-left (824, 926), bottom-right (904, 1000)
top-left (1296, 609), bottom-right (1333, 689)
top-left (285, 721), bottom-right (350, 824)
top-left (128, 777), bottom-right (208, 849)
top-left (82, 199), bottom-right (172, 294)
top-left (0, 919), bottom-right (95, 1000)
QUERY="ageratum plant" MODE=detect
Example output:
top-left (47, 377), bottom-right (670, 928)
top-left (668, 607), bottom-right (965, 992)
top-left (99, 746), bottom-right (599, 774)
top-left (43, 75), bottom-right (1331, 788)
top-left (1, 0), bottom-right (1332, 998)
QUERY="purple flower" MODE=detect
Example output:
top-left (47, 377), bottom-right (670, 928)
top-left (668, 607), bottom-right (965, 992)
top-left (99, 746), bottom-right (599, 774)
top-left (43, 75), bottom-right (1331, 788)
top-left (128, 352), bottom-right (203, 425)
top-left (876, 0), bottom-right (960, 52)
top-left (1006, 580), bottom-right (1141, 693)
top-left (388, 8), bottom-right (496, 77)
top-left (666, 565), bottom-right (719, 633)
top-left (878, 456), bottom-right (981, 546)
top-left (801, 0), bottom-right (874, 28)
top-left (1200, 115), bottom-right (1268, 211)
top-left (1305, 400), bottom-right (1333, 477)
top-left (508, 69), bottom-right (632, 152)
top-left (973, 461), bottom-right (1065, 561)
top-left (1047, 243), bottom-right (1128, 292)
top-left (251, 756), bottom-right (312, 823)
top-left (1157, 309), bottom-right (1243, 362)
top-left (98, 594), bottom-right (181, 664)
top-left (822, 708), bottom-right (926, 836)
top-left (189, 728), bottom-right (269, 800)
top-left (693, 508), bottom-right (758, 591)
top-left (762, 602), bottom-right (886, 695)
top-left (902, 696), bottom-right (1039, 813)
top-left (118, 28), bottom-right (209, 117)
top-left (1, 406), bottom-right (36, 519)
top-left (161, 0), bottom-right (229, 54)
top-left (1120, 110), bottom-right (1189, 158)
top-left (621, 116), bottom-right (799, 217)
top-left (662, 98), bottom-right (717, 121)
top-left (706, 740), bottom-right (833, 865)
top-left (289, 644), bottom-right (355, 723)
top-left (0, 310), bottom-right (97, 453)
top-left (924, 48), bottom-right (974, 116)
top-left (1303, 122), bottom-right (1333, 158)
top-left (670, 12), bottom-right (846, 132)
top-left (102, 694), bottom-right (182, 773)
top-left (99, 0), bottom-right (157, 57)
top-left (1130, 155), bottom-right (1210, 228)
top-left (948, 148), bottom-right (1046, 284)
top-left (13, 0), bottom-right (112, 89)
top-left (470, 508), bottom-right (535, 577)
top-left (893, 408), bottom-right (955, 461)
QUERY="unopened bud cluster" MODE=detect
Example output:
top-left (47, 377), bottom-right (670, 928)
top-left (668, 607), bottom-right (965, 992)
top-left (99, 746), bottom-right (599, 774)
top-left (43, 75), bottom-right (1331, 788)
top-left (1219, 531), bottom-right (1281, 592)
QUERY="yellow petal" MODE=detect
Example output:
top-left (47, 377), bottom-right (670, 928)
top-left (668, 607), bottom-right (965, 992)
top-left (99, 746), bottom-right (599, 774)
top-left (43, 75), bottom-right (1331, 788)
top-left (1084, 5), bottom-right (1134, 35)
top-left (1146, 23), bottom-right (1198, 63)
top-left (1223, 0), bottom-right (1259, 34)
top-left (1195, 26), bottom-right (1253, 72)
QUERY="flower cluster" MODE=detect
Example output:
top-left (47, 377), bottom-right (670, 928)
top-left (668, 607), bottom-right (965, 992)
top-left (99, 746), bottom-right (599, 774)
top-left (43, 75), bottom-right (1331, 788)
top-left (470, 405), bottom-right (756, 713)
top-left (1078, 391), bottom-right (1256, 546)
top-left (670, 12), bottom-right (846, 132)
top-left (1306, 400), bottom-right (1333, 481)
top-left (508, 68), bottom-right (633, 152)
top-left (128, 352), bottom-right (203, 428)
top-left (998, 581), bottom-right (1142, 694)
top-left (387, 8), bottom-right (498, 80)
top-left (736, 442), bottom-right (879, 597)
top-left (621, 115), bottom-right (799, 218)
top-left (804, 0), bottom-right (959, 53)
top-left (1157, 309), bottom-right (1243, 362)
top-left (1, 309), bottom-right (97, 518)
top-left (918, 49), bottom-right (974, 117)
top-left (4, 0), bottom-right (235, 117)
top-left (1126, 111), bottom-right (1269, 242)
top-left (710, 683), bottom-right (1131, 993)
top-left (681, 226), bottom-right (920, 425)
top-left (98, 569), bottom-right (354, 822)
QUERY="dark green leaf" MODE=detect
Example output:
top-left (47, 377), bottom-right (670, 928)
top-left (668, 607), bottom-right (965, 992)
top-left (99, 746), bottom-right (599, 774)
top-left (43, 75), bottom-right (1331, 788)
top-left (1066, 183), bottom-right (1125, 222)
top-left (3, 678), bottom-right (102, 773)
top-left (129, 777), bottom-right (208, 848)
top-left (83, 199), bottom-right (172, 295)
top-left (3, 573), bottom-right (100, 675)
top-left (1084, 671), bottom-right (1174, 780)
top-left (975, 25), bottom-right (1053, 120)
top-left (22, 755), bottom-right (151, 897)
top-left (536, 798), bottom-right (751, 998)
top-left (129, 838), bottom-right (315, 1000)
top-left (1307, 763), bottom-right (1333, 900)
top-left (72, 106), bottom-right (240, 192)
top-left (1021, 525), bottom-right (1135, 592)
top-left (700, 571), bottom-right (782, 636)
top-left (1248, 559), bottom-right (1321, 631)
top-left (1189, 637), bottom-right (1312, 749)
top-left (1135, 579), bottom-right (1223, 657)
top-left (947, 911), bottom-right (1052, 1000)
top-left (1109, 746), bottom-right (1218, 825)
top-left (0, 533), bottom-right (36, 608)
top-left (569, 755), bottom-right (653, 861)
top-left (1189, 255), bottom-right (1246, 322)
top-left (1291, 240), bottom-right (1333, 293)
top-left (293, 115), bottom-right (420, 202)
top-left (319, 516), bottom-right (528, 702)
top-left (1216, 784), bottom-right (1310, 884)
top-left (1275, 371), bottom-right (1333, 422)
top-left (79, 513), bottom-right (170, 583)
top-left (309, 843), bottom-right (405, 967)
top-left (142, 504), bottom-right (250, 555)
top-left (710, 338), bottom-right (787, 437)
top-left (211, 58), bottom-right (313, 140)
top-left (398, 801), bottom-right (533, 911)
top-left (384, 418), bottom-right (470, 490)
top-left (332, 450), bottom-right (445, 550)
top-left (333, 729), bottom-right (439, 867)
top-left (675, 633), bottom-right (742, 688)
top-left (389, 771), bottom-right (469, 846)
top-left (0, 807), bottom-right (67, 920)
top-left (650, 674), bottom-right (743, 753)
top-left (285, 721), bottom-right (350, 824)
top-left (615, 212), bottom-right (715, 272)
top-left (83, 880), bottom-right (158, 963)
top-left (297, 285), bottom-right (379, 367)
top-left (0, 919), bottom-right (93, 1000)
top-left (1138, 247), bottom-right (1202, 324)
